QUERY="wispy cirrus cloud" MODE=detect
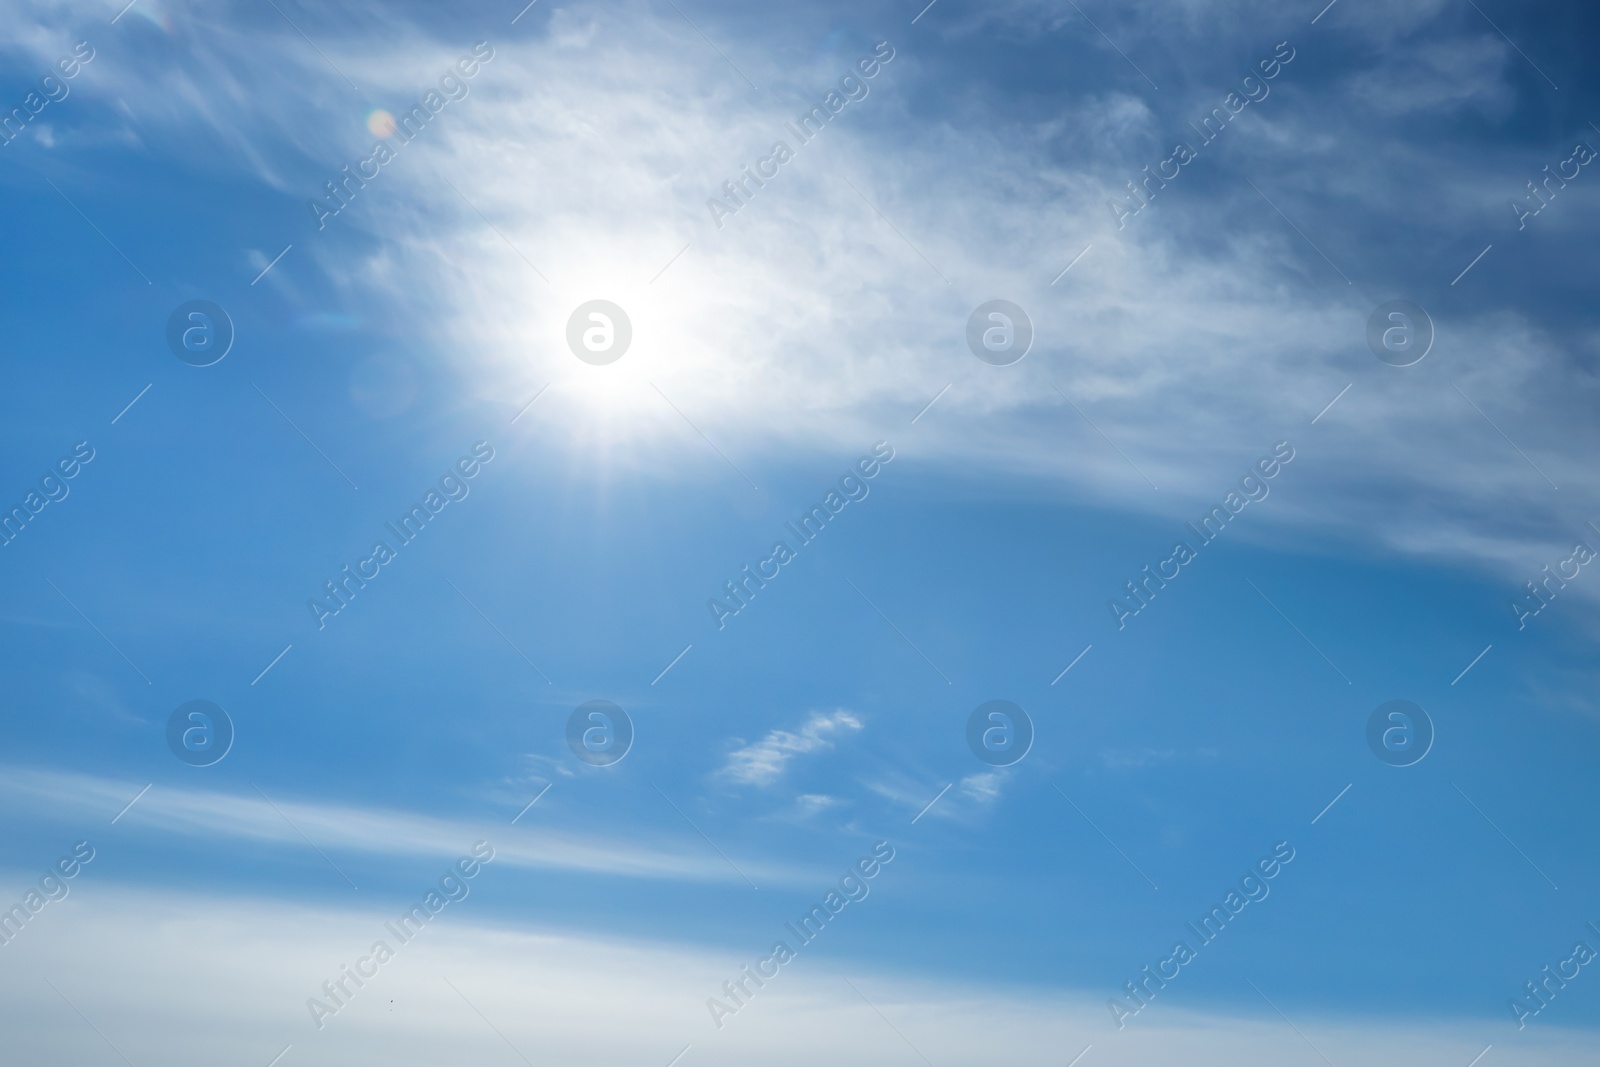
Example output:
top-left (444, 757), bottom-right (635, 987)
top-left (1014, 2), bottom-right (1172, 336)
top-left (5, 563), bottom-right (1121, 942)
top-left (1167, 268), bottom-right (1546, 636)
top-left (720, 709), bottom-right (863, 786)
top-left (0, 765), bottom-right (807, 887)
top-left (5, 0), bottom-right (1594, 607)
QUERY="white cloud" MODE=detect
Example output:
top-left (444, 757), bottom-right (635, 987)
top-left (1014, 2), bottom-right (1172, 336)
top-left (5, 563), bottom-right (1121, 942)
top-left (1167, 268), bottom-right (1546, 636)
top-left (7, 0), bottom-right (1596, 606)
top-left (793, 793), bottom-right (842, 816)
top-left (0, 880), bottom-right (1589, 1066)
top-left (1343, 35), bottom-right (1514, 117)
top-left (1099, 748), bottom-right (1219, 771)
top-left (721, 710), bottom-right (863, 786)
top-left (864, 769), bottom-right (1010, 823)
top-left (0, 765), bottom-right (806, 887)
top-left (958, 772), bottom-right (1003, 804)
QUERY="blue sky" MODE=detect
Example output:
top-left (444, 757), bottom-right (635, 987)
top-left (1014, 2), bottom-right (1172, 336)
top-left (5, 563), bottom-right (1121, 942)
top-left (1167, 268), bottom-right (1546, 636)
top-left (3, 0), bottom-right (1600, 1064)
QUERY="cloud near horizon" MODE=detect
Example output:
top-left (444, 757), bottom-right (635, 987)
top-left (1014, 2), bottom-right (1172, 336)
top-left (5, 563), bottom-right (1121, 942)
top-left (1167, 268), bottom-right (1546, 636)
top-left (5, 880), bottom-right (1596, 1067)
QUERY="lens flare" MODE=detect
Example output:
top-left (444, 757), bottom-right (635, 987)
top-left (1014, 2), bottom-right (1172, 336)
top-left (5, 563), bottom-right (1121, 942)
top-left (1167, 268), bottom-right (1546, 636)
top-left (365, 109), bottom-right (396, 137)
